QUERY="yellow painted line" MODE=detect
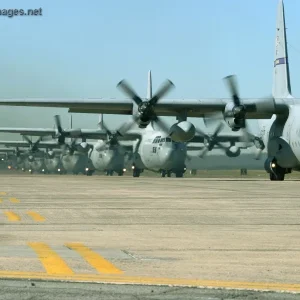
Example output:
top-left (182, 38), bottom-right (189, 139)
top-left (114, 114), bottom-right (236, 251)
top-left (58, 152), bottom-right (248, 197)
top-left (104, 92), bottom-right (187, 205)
top-left (65, 243), bottom-right (123, 274)
top-left (0, 198), bottom-right (2, 203)
top-left (0, 271), bottom-right (298, 293)
top-left (28, 242), bottom-right (73, 275)
top-left (0, 192), bottom-right (7, 195)
top-left (9, 197), bottom-right (20, 203)
top-left (27, 211), bottom-right (45, 222)
top-left (4, 211), bottom-right (21, 222)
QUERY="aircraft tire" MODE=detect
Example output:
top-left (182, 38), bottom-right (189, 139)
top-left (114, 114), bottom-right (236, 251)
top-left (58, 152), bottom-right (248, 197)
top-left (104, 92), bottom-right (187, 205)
top-left (270, 172), bottom-right (285, 181)
top-left (133, 169), bottom-right (141, 177)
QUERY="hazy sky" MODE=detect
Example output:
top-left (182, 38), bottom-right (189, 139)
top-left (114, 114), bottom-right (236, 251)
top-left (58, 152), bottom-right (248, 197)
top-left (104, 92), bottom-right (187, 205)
top-left (0, 0), bottom-right (299, 137)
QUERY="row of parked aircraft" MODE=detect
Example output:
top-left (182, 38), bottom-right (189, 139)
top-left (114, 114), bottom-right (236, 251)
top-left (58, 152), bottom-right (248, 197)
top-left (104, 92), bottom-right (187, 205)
top-left (0, 0), bottom-right (295, 180)
top-left (0, 80), bottom-right (256, 178)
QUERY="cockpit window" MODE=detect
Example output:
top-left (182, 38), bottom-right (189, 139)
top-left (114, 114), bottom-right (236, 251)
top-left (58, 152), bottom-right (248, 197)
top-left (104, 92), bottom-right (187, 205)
top-left (166, 138), bottom-right (171, 142)
top-left (160, 138), bottom-right (166, 143)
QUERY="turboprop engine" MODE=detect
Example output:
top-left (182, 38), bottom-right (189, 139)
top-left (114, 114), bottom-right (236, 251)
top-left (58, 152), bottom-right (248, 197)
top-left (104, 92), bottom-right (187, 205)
top-left (76, 142), bottom-right (92, 153)
top-left (46, 150), bottom-right (55, 159)
top-left (169, 121), bottom-right (196, 142)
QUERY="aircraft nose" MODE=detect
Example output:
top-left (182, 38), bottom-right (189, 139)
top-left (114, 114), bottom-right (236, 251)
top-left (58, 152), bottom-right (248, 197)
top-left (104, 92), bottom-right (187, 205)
top-left (102, 150), bottom-right (116, 166)
top-left (159, 145), bottom-right (185, 169)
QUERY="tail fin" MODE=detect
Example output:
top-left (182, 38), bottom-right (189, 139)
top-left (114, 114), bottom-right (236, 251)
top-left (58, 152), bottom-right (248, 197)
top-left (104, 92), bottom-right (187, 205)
top-left (272, 0), bottom-right (292, 98)
top-left (147, 70), bottom-right (152, 99)
top-left (98, 114), bottom-right (104, 129)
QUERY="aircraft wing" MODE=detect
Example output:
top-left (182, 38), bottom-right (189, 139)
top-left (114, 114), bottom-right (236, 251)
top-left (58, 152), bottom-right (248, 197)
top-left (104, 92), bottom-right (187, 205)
top-left (190, 133), bottom-right (242, 144)
top-left (0, 128), bottom-right (56, 136)
top-left (0, 148), bottom-right (17, 152)
top-left (0, 97), bottom-right (281, 118)
top-left (0, 141), bottom-right (59, 148)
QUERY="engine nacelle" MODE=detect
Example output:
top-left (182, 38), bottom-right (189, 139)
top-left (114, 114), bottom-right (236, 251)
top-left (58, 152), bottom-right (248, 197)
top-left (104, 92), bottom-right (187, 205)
top-left (47, 151), bottom-right (55, 159)
top-left (169, 121), bottom-right (195, 142)
top-left (225, 146), bottom-right (241, 157)
top-left (224, 103), bottom-right (245, 131)
top-left (77, 142), bottom-right (91, 153)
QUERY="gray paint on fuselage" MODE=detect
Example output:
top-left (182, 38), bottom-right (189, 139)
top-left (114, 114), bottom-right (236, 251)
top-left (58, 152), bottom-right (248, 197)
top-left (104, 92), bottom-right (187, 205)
top-left (61, 152), bottom-right (88, 173)
top-left (133, 129), bottom-right (186, 172)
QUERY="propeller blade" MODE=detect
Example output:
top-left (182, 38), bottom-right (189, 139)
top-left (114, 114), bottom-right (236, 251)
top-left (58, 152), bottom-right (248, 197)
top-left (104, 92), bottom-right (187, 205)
top-left (149, 80), bottom-right (175, 106)
top-left (54, 115), bottom-right (63, 133)
top-left (239, 128), bottom-right (252, 144)
top-left (199, 147), bottom-right (209, 158)
top-left (117, 80), bottom-right (143, 105)
top-left (116, 118), bottom-right (136, 136)
top-left (23, 135), bottom-right (32, 145)
top-left (194, 127), bottom-right (207, 138)
top-left (203, 112), bottom-right (223, 128)
top-left (34, 136), bottom-right (43, 146)
top-left (255, 148), bottom-right (263, 160)
top-left (212, 122), bottom-right (225, 139)
top-left (100, 120), bottom-right (112, 136)
top-left (155, 116), bottom-right (170, 135)
top-left (223, 75), bottom-right (240, 106)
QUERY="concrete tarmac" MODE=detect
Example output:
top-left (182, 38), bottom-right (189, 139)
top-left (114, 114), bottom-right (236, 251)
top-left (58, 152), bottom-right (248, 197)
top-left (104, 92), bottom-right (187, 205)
top-left (0, 174), bottom-right (300, 299)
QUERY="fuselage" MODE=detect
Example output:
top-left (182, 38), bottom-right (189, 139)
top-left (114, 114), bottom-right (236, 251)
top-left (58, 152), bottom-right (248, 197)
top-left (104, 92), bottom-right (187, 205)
top-left (259, 99), bottom-right (300, 170)
top-left (61, 152), bottom-right (88, 174)
top-left (44, 157), bottom-right (61, 173)
top-left (134, 131), bottom-right (186, 172)
top-left (89, 141), bottom-right (125, 173)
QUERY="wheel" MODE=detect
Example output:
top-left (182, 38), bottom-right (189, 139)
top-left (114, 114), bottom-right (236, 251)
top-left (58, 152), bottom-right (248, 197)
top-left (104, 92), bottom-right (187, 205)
top-left (161, 170), bottom-right (166, 178)
top-left (167, 171), bottom-right (171, 177)
top-left (133, 168), bottom-right (141, 177)
top-left (86, 170), bottom-right (93, 176)
top-left (270, 172), bottom-right (285, 181)
top-left (269, 166), bottom-right (285, 181)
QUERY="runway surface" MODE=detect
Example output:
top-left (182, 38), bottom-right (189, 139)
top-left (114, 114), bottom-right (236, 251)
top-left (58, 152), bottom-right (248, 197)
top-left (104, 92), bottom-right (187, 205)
top-left (0, 174), bottom-right (300, 299)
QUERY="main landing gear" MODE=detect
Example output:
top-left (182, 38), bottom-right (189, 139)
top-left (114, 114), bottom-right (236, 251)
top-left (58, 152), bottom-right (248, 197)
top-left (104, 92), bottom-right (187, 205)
top-left (160, 169), bottom-right (184, 178)
top-left (131, 165), bottom-right (143, 177)
top-left (265, 158), bottom-right (291, 181)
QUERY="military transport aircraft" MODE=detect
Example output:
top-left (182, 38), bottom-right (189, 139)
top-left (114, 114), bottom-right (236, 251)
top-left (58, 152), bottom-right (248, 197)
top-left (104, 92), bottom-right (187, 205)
top-left (0, 0), bottom-right (292, 180)
top-left (0, 138), bottom-right (59, 173)
top-left (0, 101), bottom-right (260, 178)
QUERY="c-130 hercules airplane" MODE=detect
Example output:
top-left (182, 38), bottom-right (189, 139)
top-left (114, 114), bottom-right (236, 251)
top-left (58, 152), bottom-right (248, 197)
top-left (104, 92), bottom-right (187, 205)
top-left (0, 0), bottom-right (295, 181)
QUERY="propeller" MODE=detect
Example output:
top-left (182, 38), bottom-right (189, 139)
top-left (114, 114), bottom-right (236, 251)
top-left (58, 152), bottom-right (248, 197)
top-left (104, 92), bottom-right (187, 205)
top-left (193, 122), bottom-right (228, 158)
top-left (202, 75), bottom-right (252, 145)
top-left (14, 147), bottom-right (21, 157)
top-left (54, 115), bottom-right (67, 144)
top-left (117, 79), bottom-right (174, 133)
top-left (23, 135), bottom-right (43, 153)
top-left (96, 119), bottom-right (136, 152)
